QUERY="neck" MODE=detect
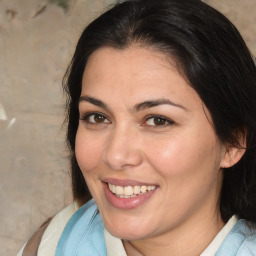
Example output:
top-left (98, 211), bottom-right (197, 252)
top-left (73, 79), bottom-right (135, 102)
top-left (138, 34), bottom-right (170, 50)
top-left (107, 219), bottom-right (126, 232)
top-left (123, 209), bottom-right (224, 256)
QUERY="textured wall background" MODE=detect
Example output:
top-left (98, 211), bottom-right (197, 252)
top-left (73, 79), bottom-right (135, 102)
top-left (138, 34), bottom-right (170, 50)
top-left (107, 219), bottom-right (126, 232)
top-left (0, 0), bottom-right (255, 255)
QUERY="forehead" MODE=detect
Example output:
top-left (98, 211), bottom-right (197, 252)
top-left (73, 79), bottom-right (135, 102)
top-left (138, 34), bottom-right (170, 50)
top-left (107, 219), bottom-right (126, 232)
top-left (81, 46), bottom-right (201, 110)
top-left (82, 46), bottom-right (180, 89)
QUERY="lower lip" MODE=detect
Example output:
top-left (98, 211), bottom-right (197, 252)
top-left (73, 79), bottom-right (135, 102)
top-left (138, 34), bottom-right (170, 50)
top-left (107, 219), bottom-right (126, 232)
top-left (103, 183), bottom-right (157, 210)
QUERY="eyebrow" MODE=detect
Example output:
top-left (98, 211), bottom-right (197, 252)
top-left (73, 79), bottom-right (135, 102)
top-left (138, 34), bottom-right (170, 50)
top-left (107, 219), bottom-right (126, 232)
top-left (79, 96), bottom-right (109, 110)
top-left (133, 99), bottom-right (187, 112)
top-left (78, 95), bottom-right (186, 112)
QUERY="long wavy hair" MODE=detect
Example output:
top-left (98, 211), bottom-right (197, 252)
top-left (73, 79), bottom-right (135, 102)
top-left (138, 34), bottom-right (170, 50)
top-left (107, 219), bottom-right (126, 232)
top-left (63, 0), bottom-right (256, 223)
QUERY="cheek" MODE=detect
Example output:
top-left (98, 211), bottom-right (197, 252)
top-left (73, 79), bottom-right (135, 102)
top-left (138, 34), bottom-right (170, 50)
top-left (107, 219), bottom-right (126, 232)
top-left (146, 134), bottom-right (223, 217)
top-left (75, 130), bottom-right (104, 173)
top-left (145, 131), bottom-right (222, 180)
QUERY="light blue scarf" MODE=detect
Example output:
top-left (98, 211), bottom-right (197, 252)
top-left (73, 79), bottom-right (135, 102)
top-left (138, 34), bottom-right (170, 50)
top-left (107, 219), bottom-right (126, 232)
top-left (55, 199), bottom-right (106, 256)
top-left (215, 219), bottom-right (256, 255)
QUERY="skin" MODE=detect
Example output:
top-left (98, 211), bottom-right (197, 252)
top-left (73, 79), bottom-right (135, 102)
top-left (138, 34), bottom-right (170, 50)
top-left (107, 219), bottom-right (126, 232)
top-left (75, 46), bottom-right (243, 256)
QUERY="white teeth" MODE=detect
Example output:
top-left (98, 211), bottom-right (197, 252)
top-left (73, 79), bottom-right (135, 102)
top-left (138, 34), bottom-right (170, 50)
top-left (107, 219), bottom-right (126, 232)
top-left (124, 186), bottom-right (133, 196)
top-left (108, 183), bottom-right (156, 197)
top-left (111, 184), bottom-right (116, 193)
top-left (115, 186), bottom-right (123, 195)
top-left (134, 186), bottom-right (140, 194)
top-left (148, 186), bottom-right (154, 191)
top-left (140, 185), bottom-right (147, 193)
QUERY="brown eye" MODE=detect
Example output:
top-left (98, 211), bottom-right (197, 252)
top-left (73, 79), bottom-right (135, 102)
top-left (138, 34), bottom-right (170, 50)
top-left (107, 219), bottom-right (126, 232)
top-left (144, 116), bottom-right (173, 126)
top-left (153, 117), bottom-right (167, 125)
top-left (80, 112), bottom-right (110, 124)
top-left (93, 114), bottom-right (106, 123)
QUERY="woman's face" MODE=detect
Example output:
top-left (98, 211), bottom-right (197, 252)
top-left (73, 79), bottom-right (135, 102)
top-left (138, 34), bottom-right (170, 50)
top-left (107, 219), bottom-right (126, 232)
top-left (75, 46), bottom-right (226, 241)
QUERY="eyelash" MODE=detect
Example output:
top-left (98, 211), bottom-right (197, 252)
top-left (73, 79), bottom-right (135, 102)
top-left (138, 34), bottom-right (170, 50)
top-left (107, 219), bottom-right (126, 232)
top-left (79, 112), bottom-right (174, 127)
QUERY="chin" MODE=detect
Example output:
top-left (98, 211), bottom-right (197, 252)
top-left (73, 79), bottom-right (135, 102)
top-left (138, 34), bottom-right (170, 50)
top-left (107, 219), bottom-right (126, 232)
top-left (104, 218), bottom-right (154, 241)
top-left (109, 229), bottom-right (148, 241)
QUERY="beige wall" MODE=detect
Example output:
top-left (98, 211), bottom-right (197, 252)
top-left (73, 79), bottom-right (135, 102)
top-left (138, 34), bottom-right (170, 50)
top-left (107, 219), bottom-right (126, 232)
top-left (0, 0), bottom-right (255, 255)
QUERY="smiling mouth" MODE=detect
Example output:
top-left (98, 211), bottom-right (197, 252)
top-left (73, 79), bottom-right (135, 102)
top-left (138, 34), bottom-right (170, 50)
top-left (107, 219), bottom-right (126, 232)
top-left (108, 183), bottom-right (157, 198)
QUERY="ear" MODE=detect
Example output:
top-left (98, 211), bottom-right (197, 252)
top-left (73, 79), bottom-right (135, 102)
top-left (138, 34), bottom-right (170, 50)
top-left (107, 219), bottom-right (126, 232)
top-left (220, 132), bottom-right (246, 168)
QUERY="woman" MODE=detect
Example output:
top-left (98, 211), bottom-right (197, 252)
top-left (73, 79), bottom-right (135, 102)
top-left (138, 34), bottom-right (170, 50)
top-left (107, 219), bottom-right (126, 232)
top-left (18, 0), bottom-right (256, 255)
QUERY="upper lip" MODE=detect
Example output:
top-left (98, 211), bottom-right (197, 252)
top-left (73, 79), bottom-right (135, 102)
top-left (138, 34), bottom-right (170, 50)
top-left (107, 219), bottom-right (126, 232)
top-left (102, 178), bottom-right (158, 187)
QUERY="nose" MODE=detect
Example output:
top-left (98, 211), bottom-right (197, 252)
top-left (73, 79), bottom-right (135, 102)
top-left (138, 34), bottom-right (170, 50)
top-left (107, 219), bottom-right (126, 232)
top-left (103, 127), bottom-right (143, 171)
